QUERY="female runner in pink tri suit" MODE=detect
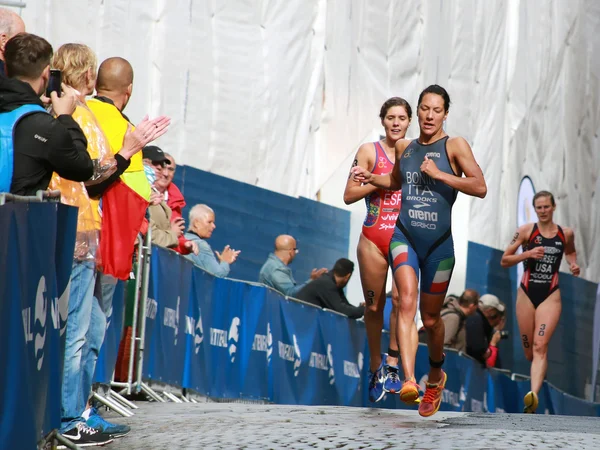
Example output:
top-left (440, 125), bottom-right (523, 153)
top-left (343, 97), bottom-right (418, 403)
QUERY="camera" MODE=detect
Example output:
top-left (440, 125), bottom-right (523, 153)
top-left (499, 330), bottom-right (510, 340)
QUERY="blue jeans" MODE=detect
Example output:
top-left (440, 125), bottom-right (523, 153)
top-left (61, 260), bottom-right (96, 431)
top-left (79, 272), bottom-right (117, 411)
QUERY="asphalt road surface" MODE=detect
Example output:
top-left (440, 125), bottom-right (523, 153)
top-left (99, 400), bottom-right (600, 449)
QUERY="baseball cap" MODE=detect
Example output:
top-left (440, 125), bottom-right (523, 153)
top-left (479, 294), bottom-right (505, 312)
top-left (142, 146), bottom-right (170, 165)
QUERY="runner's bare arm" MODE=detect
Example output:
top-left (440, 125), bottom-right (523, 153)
top-left (351, 139), bottom-right (408, 190)
top-left (500, 223), bottom-right (535, 268)
top-left (563, 227), bottom-right (580, 276)
top-left (422, 137), bottom-right (487, 198)
top-left (343, 144), bottom-right (379, 204)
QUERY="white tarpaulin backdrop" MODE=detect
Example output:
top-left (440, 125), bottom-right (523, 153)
top-left (15, 1), bottom-right (599, 293)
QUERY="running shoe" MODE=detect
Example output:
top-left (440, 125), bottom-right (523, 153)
top-left (523, 391), bottom-right (538, 414)
top-left (383, 365), bottom-right (402, 394)
top-left (399, 378), bottom-right (421, 405)
top-left (368, 354), bottom-right (387, 403)
top-left (418, 370), bottom-right (447, 417)
top-left (59, 422), bottom-right (113, 448)
top-left (86, 407), bottom-right (131, 437)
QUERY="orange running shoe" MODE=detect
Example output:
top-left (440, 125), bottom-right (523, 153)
top-left (418, 371), bottom-right (447, 417)
top-left (399, 379), bottom-right (420, 405)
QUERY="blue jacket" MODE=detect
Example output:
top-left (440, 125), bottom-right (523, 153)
top-left (183, 231), bottom-right (230, 278)
top-left (0, 104), bottom-right (46, 192)
top-left (258, 253), bottom-right (307, 298)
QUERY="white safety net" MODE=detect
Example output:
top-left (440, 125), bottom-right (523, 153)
top-left (18, 0), bottom-right (599, 290)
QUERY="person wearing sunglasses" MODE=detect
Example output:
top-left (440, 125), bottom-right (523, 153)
top-left (465, 294), bottom-right (507, 369)
top-left (258, 234), bottom-right (327, 298)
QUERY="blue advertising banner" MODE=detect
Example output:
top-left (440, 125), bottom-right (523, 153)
top-left (143, 246), bottom-right (191, 387)
top-left (319, 311), bottom-right (366, 406)
top-left (183, 267), bottom-right (214, 394)
top-left (464, 357), bottom-right (486, 413)
top-left (94, 281), bottom-right (126, 383)
top-left (486, 370), bottom-right (509, 413)
top-left (274, 297), bottom-right (326, 405)
top-left (0, 203), bottom-right (77, 449)
top-left (238, 283), bottom-right (270, 401)
top-left (202, 277), bottom-right (245, 399)
top-left (141, 245), bottom-right (600, 417)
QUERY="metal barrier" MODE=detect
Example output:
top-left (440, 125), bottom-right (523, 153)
top-left (103, 225), bottom-right (168, 408)
top-left (0, 189), bottom-right (61, 205)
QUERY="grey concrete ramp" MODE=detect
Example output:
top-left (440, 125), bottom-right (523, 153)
top-left (105, 402), bottom-right (600, 449)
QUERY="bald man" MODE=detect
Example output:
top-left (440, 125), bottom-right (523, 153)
top-left (0, 8), bottom-right (25, 75)
top-left (184, 204), bottom-right (240, 277)
top-left (87, 57), bottom-right (151, 200)
top-left (258, 235), bottom-right (328, 297)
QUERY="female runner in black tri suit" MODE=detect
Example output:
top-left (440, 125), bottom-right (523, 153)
top-left (501, 191), bottom-right (580, 413)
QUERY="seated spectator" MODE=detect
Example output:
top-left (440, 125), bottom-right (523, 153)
top-left (296, 258), bottom-right (364, 319)
top-left (184, 204), bottom-right (239, 277)
top-left (1, 33), bottom-right (94, 195)
top-left (466, 294), bottom-right (506, 368)
top-left (259, 234), bottom-right (327, 297)
top-left (143, 146), bottom-right (187, 249)
top-left (441, 288), bottom-right (480, 352)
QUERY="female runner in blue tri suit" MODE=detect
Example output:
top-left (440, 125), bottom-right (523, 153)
top-left (351, 85), bottom-right (487, 417)
top-left (501, 191), bottom-right (579, 413)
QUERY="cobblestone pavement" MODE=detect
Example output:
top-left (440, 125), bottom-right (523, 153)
top-left (103, 401), bottom-right (600, 449)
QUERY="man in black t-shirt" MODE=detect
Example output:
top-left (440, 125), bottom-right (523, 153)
top-left (297, 258), bottom-right (364, 319)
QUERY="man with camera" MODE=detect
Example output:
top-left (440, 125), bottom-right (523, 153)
top-left (0, 33), bottom-right (94, 195)
top-left (465, 294), bottom-right (507, 368)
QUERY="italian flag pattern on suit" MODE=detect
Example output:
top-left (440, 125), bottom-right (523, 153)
top-left (430, 257), bottom-right (455, 293)
top-left (390, 241), bottom-right (408, 269)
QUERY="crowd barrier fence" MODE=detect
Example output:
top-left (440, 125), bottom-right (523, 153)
top-left (0, 198), bottom-right (77, 450)
top-left (96, 245), bottom-right (600, 415)
top-left (3, 205), bottom-right (600, 449)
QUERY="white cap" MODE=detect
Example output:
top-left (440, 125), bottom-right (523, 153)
top-left (479, 294), bottom-right (505, 312)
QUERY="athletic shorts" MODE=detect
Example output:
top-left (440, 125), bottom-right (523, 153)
top-left (388, 224), bottom-right (455, 295)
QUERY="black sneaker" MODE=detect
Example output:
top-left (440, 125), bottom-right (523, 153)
top-left (58, 422), bottom-right (114, 448)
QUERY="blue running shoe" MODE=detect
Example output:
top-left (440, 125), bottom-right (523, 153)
top-left (86, 408), bottom-right (131, 438)
top-left (383, 365), bottom-right (402, 394)
top-left (368, 354), bottom-right (387, 403)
